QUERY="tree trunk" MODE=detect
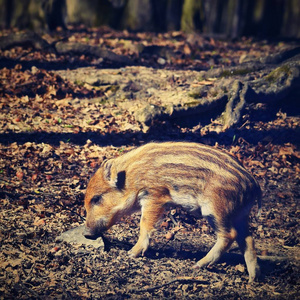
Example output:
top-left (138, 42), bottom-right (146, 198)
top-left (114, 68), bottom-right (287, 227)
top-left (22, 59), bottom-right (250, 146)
top-left (180, 0), bottom-right (203, 32)
top-left (1, 0), bottom-right (299, 38)
top-left (121, 0), bottom-right (153, 31)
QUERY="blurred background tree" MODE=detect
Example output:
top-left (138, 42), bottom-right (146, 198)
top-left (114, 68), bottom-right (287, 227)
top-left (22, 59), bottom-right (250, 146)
top-left (0, 0), bottom-right (299, 38)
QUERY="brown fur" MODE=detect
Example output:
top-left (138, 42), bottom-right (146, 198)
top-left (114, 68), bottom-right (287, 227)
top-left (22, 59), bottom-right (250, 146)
top-left (84, 142), bottom-right (261, 282)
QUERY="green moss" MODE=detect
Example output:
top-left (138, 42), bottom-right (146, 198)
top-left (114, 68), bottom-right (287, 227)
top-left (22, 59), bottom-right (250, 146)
top-left (265, 65), bottom-right (291, 83)
top-left (74, 80), bottom-right (85, 87)
top-left (118, 147), bottom-right (125, 154)
top-left (220, 68), bottom-right (253, 78)
top-left (99, 99), bottom-right (109, 105)
top-left (188, 91), bottom-right (202, 99)
top-left (210, 90), bottom-right (218, 97)
top-left (63, 124), bottom-right (74, 128)
top-left (184, 100), bottom-right (201, 107)
top-left (109, 85), bottom-right (120, 93)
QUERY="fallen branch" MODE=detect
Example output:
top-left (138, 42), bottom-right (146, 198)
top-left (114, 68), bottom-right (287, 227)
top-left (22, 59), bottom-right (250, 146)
top-left (0, 32), bottom-right (50, 50)
top-left (128, 276), bottom-right (209, 294)
top-left (0, 31), bottom-right (133, 66)
top-left (55, 42), bottom-right (133, 65)
top-left (258, 255), bottom-right (288, 262)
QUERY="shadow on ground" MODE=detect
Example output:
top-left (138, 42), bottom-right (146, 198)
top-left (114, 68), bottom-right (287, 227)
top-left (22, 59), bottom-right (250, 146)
top-left (103, 235), bottom-right (288, 282)
top-left (0, 124), bottom-right (299, 148)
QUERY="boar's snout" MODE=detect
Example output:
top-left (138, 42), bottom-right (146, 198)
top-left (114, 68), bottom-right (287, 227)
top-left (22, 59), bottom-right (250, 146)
top-left (83, 225), bottom-right (102, 240)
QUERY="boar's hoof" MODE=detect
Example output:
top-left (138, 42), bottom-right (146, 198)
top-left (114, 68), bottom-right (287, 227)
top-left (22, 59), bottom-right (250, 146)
top-left (248, 265), bottom-right (261, 283)
top-left (128, 249), bottom-right (139, 258)
top-left (128, 246), bottom-right (146, 258)
top-left (192, 259), bottom-right (210, 270)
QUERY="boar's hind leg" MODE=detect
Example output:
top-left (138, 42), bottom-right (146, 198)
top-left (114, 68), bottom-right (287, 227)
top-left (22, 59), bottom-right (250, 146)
top-left (128, 190), bottom-right (170, 258)
top-left (235, 219), bottom-right (260, 282)
top-left (194, 227), bottom-right (237, 269)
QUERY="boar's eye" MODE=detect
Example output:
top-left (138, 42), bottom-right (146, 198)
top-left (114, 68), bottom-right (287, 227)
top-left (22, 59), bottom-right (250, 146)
top-left (91, 195), bottom-right (103, 205)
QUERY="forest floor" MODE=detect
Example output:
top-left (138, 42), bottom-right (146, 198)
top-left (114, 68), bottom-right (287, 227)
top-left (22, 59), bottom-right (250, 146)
top-left (0, 27), bottom-right (299, 299)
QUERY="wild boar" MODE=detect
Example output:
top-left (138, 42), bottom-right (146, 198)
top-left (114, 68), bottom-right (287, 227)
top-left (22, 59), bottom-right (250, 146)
top-left (84, 142), bottom-right (261, 282)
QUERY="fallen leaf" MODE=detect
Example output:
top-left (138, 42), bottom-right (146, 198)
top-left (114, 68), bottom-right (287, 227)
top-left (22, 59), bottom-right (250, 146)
top-left (248, 160), bottom-right (265, 168)
top-left (279, 145), bottom-right (295, 156)
top-left (165, 232), bottom-right (174, 240)
top-left (33, 218), bottom-right (46, 226)
top-left (235, 264), bottom-right (245, 273)
top-left (16, 170), bottom-right (24, 179)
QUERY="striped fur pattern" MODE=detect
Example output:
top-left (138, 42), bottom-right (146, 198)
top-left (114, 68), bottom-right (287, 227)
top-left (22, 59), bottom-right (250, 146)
top-left (84, 142), bottom-right (261, 282)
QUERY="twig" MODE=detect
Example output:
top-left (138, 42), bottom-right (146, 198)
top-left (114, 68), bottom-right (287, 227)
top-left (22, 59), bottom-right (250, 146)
top-left (239, 120), bottom-right (250, 129)
top-left (58, 283), bottom-right (73, 300)
top-left (128, 276), bottom-right (209, 294)
top-left (14, 283), bottom-right (42, 300)
top-left (169, 213), bottom-right (178, 226)
top-left (24, 262), bottom-right (36, 281)
top-left (258, 255), bottom-right (288, 262)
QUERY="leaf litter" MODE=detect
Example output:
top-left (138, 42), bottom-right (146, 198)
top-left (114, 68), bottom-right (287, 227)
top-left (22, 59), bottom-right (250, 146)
top-left (0, 27), bottom-right (300, 299)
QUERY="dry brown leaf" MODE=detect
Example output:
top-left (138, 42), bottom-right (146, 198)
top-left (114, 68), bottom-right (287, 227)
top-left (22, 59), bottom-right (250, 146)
top-left (165, 232), bottom-right (174, 240)
top-left (248, 160), bottom-right (265, 168)
top-left (279, 146), bottom-right (295, 156)
top-left (33, 217), bottom-right (46, 226)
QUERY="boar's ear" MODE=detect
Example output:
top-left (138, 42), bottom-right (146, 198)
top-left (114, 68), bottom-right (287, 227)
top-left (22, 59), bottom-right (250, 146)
top-left (102, 160), bottom-right (126, 189)
top-left (102, 159), bottom-right (113, 182)
top-left (116, 171), bottom-right (126, 190)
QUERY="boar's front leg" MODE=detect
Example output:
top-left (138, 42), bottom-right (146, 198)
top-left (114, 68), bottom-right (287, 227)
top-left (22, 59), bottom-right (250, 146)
top-left (128, 188), bottom-right (170, 258)
top-left (128, 203), bottom-right (164, 258)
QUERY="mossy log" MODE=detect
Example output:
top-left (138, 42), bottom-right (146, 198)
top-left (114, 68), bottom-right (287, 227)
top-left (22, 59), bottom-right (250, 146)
top-left (0, 32), bottom-right (133, 65)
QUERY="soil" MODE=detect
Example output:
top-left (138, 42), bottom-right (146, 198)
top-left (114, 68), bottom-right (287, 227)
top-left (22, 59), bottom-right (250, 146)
top-left (0, 27), bottom-right (299, 299)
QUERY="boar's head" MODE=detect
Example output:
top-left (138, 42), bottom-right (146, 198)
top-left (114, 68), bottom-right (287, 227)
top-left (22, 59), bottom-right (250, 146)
top-left (83, 159), bottom-right (126, 239)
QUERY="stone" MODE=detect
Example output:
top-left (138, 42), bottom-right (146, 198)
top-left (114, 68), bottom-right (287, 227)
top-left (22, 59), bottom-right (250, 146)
top-left (56, 225), bottom-right (104, 248)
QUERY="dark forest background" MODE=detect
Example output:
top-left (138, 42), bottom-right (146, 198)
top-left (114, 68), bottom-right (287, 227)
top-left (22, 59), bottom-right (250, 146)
top-left (1, 0), bottom-right (300, 38)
